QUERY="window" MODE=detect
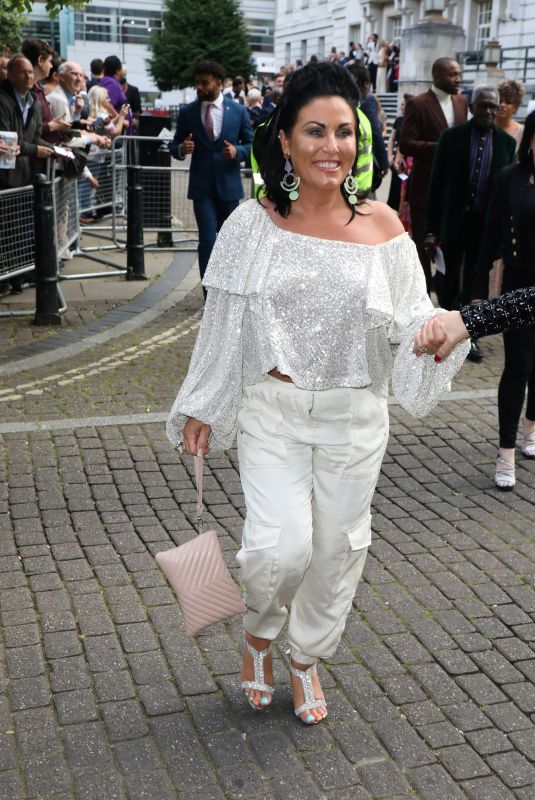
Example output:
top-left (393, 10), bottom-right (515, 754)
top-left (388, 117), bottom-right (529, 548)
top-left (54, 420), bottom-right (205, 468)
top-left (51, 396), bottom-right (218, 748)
top-left (245, 19), bottom-right (275, 53)
top-left (318, 36), bottom-right (325, 59)
top-left (285, 42), bottom-right (292, 64)
top-left (21, 17), bottom-right (60, 50)
top-left (301, 39), bottom-right (307, 61)
top-left (391, 16), bottom-right (402, 40)
top-left (74, 7), bottom-right (162, 45)
top-left (475, 0), bottom-right (492, 50)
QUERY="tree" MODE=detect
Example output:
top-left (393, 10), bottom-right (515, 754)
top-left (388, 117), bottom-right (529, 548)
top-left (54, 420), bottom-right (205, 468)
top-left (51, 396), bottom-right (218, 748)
top-left (148, 0), bottom-right (255, 91)
top-left (0, 8), bottom-right (26, 53)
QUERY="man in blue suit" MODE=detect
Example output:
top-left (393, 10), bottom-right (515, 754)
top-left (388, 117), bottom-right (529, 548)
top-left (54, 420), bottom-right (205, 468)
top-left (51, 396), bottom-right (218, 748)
top-left (170, 60), bottom-right (253, 289)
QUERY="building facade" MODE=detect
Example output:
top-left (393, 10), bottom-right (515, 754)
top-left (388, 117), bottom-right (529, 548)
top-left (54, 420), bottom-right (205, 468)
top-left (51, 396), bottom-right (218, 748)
top-left (274, 0), bottom-right (535, 84)
top-left (23, 0), bottom-right (276, 102)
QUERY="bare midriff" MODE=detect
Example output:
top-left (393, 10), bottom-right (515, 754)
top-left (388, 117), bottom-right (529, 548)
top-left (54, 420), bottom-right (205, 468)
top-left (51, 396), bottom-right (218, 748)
top-left (268, 368), bottom-right (293, 383)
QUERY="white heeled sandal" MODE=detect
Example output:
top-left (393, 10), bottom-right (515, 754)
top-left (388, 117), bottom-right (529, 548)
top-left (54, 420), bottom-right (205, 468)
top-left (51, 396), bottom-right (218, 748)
top-left (521, 431), bottom-right (535, 459)
top-left (241, 639), bottom-right (274, 711)
top-left (289, 662), bottom-right (327, 725)
top-left (495, 455), bottom-right (515, 491)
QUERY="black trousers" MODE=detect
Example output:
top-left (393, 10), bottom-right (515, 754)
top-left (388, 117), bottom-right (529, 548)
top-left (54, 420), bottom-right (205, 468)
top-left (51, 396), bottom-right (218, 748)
top-left (437, 212), bottom-right (485, 310)
top-left (368, 63), bottom-right (378, 93)
top-left (498, 326), bottom-right (535, 448)
top-left (409, 204), bottom-right (432, 293)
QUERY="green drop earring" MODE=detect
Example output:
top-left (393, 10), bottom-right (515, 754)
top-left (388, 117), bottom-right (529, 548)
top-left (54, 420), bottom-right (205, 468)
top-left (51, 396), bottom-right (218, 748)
top-left (280, 155), bottom-right (300, 201)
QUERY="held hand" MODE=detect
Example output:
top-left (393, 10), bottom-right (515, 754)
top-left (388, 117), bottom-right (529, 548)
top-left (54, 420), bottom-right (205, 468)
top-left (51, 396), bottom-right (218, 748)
top-left (181, 133), bottom-right (195, 156)
top-left (222, 139), bottom-right (237, 160)
top-left (0, 142), bottom-right (12, 154)
top-left (413, 311), bottom-right (470, 361)
top-left (87, 175), bottom-right (99, 189)
top-left (49, 115), bottom-right (71, 133)
top-left (183, 417), bottom-right (211, 456)
top-left (36, 145), bottom-right (54, 159)
top-left (74, 95), bottom-right (85, 113)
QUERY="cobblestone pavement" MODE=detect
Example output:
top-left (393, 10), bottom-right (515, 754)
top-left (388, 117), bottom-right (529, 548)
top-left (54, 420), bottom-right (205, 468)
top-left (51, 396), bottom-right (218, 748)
top-left (0, 283), bottom-right (534, 800)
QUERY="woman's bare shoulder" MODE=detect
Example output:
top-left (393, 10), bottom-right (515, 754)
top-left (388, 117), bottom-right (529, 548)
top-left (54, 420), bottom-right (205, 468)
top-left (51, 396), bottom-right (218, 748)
top-left (363, 200), bottom-right (405, 236)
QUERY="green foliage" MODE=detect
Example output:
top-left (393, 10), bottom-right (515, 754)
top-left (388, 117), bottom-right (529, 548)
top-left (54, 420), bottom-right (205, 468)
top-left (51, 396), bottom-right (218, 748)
top-left (0, 8), bottom-right (26, 52)
top-left (148, 0), bottom-right (255, 91)
top-left (2, 0), bottom-right (85, 19)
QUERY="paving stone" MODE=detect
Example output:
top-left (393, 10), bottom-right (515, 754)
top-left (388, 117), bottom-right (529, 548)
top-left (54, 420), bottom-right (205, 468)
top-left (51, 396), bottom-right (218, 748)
top-left (9, 676), bottom-right (50, 710)
top-left (0, 772), bottom-right (25, 800)
top-left (49, 656), bottom-right (92, 693)
top-left (270, 771), bottom-right (325, 800)
top-left (24, 753), bottom-right (72, 797)
top-left (437, 744), bottom-right (491, 780)
top-left (93, 670), bottom-right (136, 703)
top-left (138, 682), bottom-right (184, 715)
top-left (358, 759), bottom-right (412, 796)
top-left (408, 764), bottom-right (467, 800)
top-left (13, 706), bottom-right (61, 757)
top-left (54, 688), bottom-right (99, 724)
top-left (443, 703), bottom-right (491, 732)
top-left (128, 651), bottom-right (171, 685)
top-left (123, 770), bottom-right (178, 800)
top-left (248, 731), bottom-right (302, 776)
top-left (433, 649), bottom-right (478, 676)
top-left (374, 719), bottom-right (435, 767)
top-left (419, 721), bottom-right (465, 748)
top-left (330, 719), bottom-right (386, 764)
top-left (218, 762), bottom-right (269, 799)
top-left (461, 776), bottom-right (517, 800)
top-left (118, 622), bottom-right (159, 653)
top-left (484, 702), bottom-right (533, 732)
top-left (465, 727), bottom-right (513, 755)
top-left (62, 721), bottom-right (111, 766)
top-left (101, 700), bottom-right (149, 741)
top-left (508, 729), bottom-right (535, 760)
top-left (380, 674), bottom-right (427, 704)
top-left (502, 681), bottom-right (535, 713)
top-left (74, 763), bottom-right (126, 800)
top-left (303, 749), bottom-right (359, 790)
top-left (456, 674), bottom-right (508, 705)
top-left (410, 663), bottom-right (468, 705)
top-left (486, 751), bottom-right (535, 787)
top-left (44, 629), bottom-right (83, 659)
top-left (6, 645), bottom-right (45, 678)
top-left (114, 736), bottom-right (162, 773)
top-left (84, 634), bottom-right (127, 671)
top-left (471, 651), bottom-right (525, 684)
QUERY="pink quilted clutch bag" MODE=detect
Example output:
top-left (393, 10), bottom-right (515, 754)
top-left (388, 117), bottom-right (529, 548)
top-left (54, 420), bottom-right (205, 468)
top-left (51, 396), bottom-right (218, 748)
top-left (155, 453), bottom-right (246, 636)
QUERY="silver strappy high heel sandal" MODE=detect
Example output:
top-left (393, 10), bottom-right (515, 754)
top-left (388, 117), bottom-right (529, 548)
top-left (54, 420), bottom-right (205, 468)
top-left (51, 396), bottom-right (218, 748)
top-left (241, 639), bottom-right (274, 710)
top-left (521, 431), bottom-right (535, 459)
top-left (289, 662), bottom-right (327, 725)
top-left (495, 455), bottom-right (515, 491)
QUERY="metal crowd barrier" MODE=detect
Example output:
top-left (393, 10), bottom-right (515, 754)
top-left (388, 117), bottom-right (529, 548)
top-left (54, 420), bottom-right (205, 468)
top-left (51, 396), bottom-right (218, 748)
top-left (0, 184), bottom-right (35, 285)
top-left (106, 135), bottom-right (253, 251)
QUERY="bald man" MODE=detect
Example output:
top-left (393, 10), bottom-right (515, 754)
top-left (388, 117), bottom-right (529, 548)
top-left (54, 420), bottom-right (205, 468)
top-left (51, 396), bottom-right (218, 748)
top-left (47, 61), bottom-right (108, 149)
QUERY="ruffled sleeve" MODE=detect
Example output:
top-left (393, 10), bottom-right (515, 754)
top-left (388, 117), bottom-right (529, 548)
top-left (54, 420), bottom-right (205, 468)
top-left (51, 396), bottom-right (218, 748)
top-left (166, 201), bottom-right (271, 452)
top-left (166, 289), bottom-right (246, 451)
top-left (387, 237), bottom-right (470, 416)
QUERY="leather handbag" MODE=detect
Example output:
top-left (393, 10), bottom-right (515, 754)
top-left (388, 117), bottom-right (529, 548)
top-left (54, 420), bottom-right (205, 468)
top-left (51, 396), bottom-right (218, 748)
top-left (155, 454), bottom-right (246, 636)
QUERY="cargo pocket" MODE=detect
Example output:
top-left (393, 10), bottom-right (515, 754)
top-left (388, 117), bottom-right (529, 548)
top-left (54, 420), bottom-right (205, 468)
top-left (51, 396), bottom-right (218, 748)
top-left (346, 513), bottom-right (372, 552)
top-left (329, 514), bottom-right (372, 606)
top-left (236, 517), bottom-right (281, 612)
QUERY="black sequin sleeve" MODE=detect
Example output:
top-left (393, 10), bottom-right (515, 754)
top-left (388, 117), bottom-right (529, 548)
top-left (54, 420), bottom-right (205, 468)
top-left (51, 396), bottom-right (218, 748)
top-left (460, 286), bottom-right (535, 339)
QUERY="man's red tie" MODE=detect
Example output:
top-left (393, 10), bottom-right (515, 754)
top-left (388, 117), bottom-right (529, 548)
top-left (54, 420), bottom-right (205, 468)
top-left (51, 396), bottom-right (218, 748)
top-left (205, 103), bottom-right (215, 140)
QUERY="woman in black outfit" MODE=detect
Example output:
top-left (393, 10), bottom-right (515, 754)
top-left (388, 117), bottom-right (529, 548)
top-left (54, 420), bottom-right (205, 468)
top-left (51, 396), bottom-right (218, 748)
top-left (416, 113), bottom-right (535, 491)
top-left (386, 93), bottom-right (412, 212)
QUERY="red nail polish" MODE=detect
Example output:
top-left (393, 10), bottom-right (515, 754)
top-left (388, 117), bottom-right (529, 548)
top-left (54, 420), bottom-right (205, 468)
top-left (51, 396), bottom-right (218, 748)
top-left (434, 355), bottom-right (442, 363)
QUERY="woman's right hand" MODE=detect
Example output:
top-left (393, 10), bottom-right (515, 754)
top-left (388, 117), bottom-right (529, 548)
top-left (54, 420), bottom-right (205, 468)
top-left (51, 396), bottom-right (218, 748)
top-left (182, 417), bottom-right (211, 455)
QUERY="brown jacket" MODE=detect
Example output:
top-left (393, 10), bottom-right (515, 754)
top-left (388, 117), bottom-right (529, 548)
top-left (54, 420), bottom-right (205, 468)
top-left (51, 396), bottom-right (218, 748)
top-left (399, 89), bottom-right (468, 210)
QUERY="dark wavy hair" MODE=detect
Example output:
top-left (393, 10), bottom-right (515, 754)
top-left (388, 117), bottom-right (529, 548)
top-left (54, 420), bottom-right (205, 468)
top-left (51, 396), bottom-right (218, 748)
top-left (253, 62), bottom-right (362, 218)
top-left (518, 111), bottom-right (535, 172)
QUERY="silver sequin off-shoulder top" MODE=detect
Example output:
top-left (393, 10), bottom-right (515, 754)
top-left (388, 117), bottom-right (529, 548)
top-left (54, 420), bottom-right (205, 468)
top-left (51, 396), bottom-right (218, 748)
top-left (167, 200), bottom-right (470, 450)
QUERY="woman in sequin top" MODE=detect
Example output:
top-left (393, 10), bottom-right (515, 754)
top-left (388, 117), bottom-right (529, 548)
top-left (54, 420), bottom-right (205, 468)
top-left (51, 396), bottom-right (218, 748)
top-left (167, 64), bottom-right (470, 725)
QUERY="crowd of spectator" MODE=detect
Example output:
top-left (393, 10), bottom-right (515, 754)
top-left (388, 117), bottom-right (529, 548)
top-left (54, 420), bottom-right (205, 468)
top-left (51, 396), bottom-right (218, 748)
top-left (0, 41), bottom-right (144, 292)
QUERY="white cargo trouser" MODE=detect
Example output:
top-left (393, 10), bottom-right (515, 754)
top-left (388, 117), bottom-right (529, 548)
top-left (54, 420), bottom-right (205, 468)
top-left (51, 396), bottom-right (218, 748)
top-left (236, 377), bottom-right (389, 665)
